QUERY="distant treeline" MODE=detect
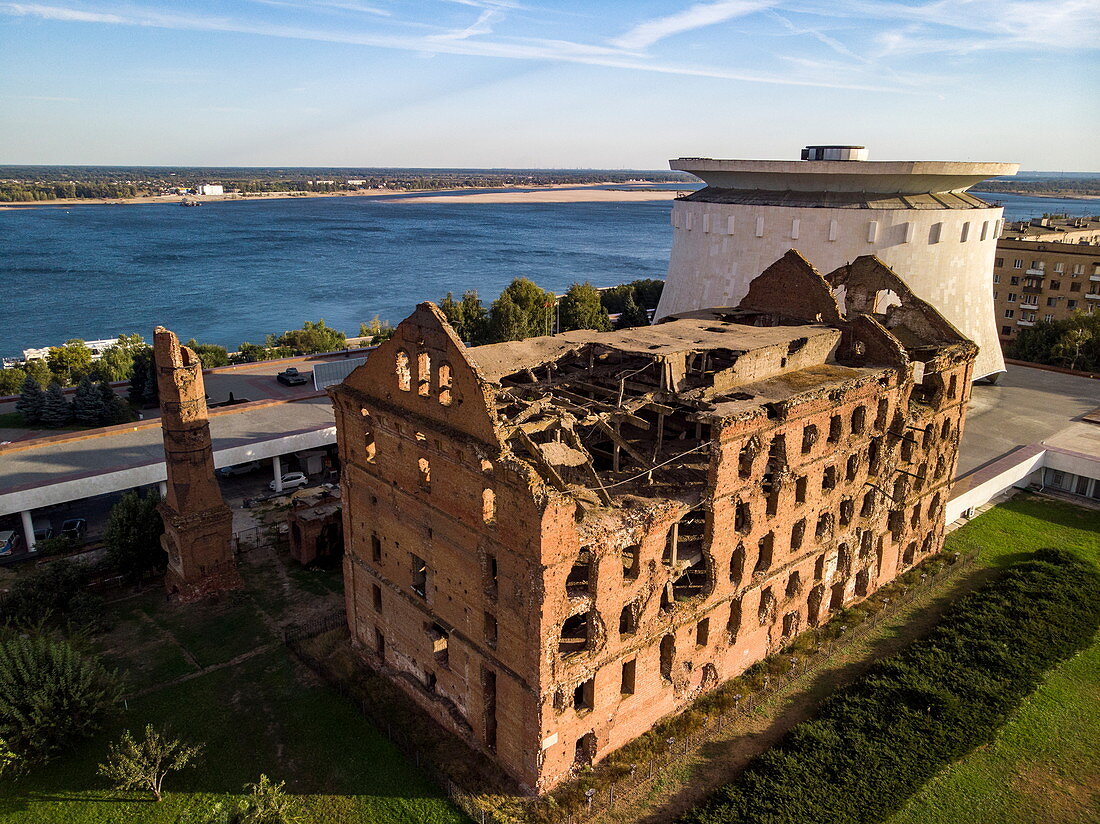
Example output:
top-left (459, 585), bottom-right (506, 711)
top-left (973, 177), bottom-right (1100, 197)
top-left (1007, 312), bottom-right (1100, 373)
top-left (0, 165), bottom-right (694, 202)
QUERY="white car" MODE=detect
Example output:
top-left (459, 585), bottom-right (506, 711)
top-left (270, 472), bottom-right (308, 491)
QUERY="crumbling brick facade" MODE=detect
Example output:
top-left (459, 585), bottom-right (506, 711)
top-left (329, 252), bottom-right (976, 793)
top-left (155, 327), bottom-right (241, 600)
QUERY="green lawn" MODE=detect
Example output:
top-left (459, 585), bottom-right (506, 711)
top-left (0, 565), bottom-right (467, 823)
top-left (888, 495), bottom-right (1100, 824)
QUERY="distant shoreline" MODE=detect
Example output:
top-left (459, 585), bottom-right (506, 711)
top-left (973, 188), bottom-right (1100, 202)
top-left (0, 181), bottom-right (680, 210)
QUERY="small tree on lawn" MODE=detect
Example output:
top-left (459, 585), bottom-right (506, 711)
top-left (40, 382), bottom-right (73, 428)
top-left (98, 725), bottom-right (203, 801)
top-left (238, 774), bottom-right (298, 824)
top-left (98, 380), bottom-right (131, 425)
top-left (72, 376), bottom-right (107, 425)
top-left (15, 376), bottom-right (45, 424)
top-left (615, 294), bottom-right (651, 329)
top-left (103, 490), bottom-right (165, 578)
top-left (560, 282), bottom-right (612, 333)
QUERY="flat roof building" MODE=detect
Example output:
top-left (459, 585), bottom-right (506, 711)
top-left (656, 146), bottom-right (1017, 381)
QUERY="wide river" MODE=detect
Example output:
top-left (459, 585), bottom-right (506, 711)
top-left (1, 189), bottom-right (1095, 357)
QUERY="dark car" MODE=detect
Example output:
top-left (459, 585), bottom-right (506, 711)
top-left (277, 367), bottom-right (310, 386)
top-left (61, 518), bottom-right (87, 539)
top-left (34, 526), bottom-right (54, 542)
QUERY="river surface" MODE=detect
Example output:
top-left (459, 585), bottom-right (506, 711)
top-left (1, 188), bottom-right (1095, 357)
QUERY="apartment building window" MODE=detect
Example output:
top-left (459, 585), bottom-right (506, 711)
top-left (1001, 325), bottom-right (1012, 335)
top-left (1013, 259), bottom-right (1023, 269)
top-left (1073, 264), bottom-right (1085, 275)
top-left (1071, 283), bottom-right (1082, 292)
top-left (1007, 292), bottom-right (1017, 302)
top-left (1024, 312), bottom-right (1037, 322)
top-left (1044, 314), bottom-right (1054, 322)
top-left (1004, 309), bottom-right (1014, 318)
top-left (992, 273), bottom-right (1000, 283)
top-left (993, 291), bottom-right (998, 300)
top-left (1021, 295), bottom-right (1038, 306)
top-left (994, 257), bottom-right (1004, 267)
top-left (1010, 276), bottom-right (1020, 286)
top-left (1047, 298), bottom-right (1057, 307)
top-left (1069, 300), bottom-right (1078, 309)
top-left (1053, 262), bottom-right (1064, 272)
top-left (1050, 280), bottom-right (1060, 290)
top-left (1030, 260), bottom-right (1042, 269)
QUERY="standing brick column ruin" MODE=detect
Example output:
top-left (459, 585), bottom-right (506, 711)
top-left (154, 326), bottom-right (240, 600)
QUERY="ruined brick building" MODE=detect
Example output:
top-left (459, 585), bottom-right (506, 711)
top-left (155, 327), bottom-right (241, 600)
top-left (329, 251), bottom-right (976, 793)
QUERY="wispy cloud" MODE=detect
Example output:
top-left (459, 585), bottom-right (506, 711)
top-left (428, 7), bottom-right (501, 42)
top-left (248, 0), bottom-right (392, 17)
top-left (0, 2), bottom-right (909, 92)
top-left (611, 0), bottom-right (775, 50)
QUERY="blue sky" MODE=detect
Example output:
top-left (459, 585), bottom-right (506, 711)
top-left (1, 1), bottom-right (1097, 169)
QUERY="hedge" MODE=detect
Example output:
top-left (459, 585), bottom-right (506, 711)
top-left (679, 548), bottom-right (1100, 824)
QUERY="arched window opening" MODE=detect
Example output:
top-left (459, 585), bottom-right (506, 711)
top-left (730, 543), bottom-right (746, 585)
top-left (559, 612), bottom-right (590, 655)
top-left (417, 350), bottom-right (431, 397)
top-left (361, 409), bottom-right (376, 463)
top-left (622, 543), bottom-right (640, 579)
top-left (757, 587), bottom-right (777, 626)
top-left (619, 601), bottom-right (638, 637)
top-left (807, 584), bottom-right (825, 625)
top-left (855, 568), bottom-right (870, 597)
top-left (438, 362), bottom-right (453, 406)
top-left (566, 549), bottom-right (593, 597)
top-left (482, 488), bottom-right (496, 524)
top-left (754, 533), bottom-right (773, 576)
top-left (786, 570), bottom-right (802, 598)
top-left (738, 437), bottom-right (759, 478)
top-left (782, 611), bottom-right (801, 638)
top-left (728, 598), bottom-right (742, 643)
top-left (418, 456), bottom-right (431, 491)
top-left (659, 634), bottom-right (675, 682)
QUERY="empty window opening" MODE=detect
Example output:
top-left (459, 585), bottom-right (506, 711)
top-left (484, 612), bottom-right (498, 649)
top-left (859, 530), bottom-right (874, 560)
top-left (766, 484), bottom-right (780, 516)
top-left (622, 543), bottom-right (640, 580)
top-left (903, 542), bottom-right (916, 566)
top-left (361, 409), bottom-right (377, 463)
top-left (868, 438), bottom-right (882, 474)
top-left (371, 532), bottom-right (382, 563)
top-left (730, 543), bottom-right (746, 585)
top-left (767, 434), bottom-right (787, 472)
top-left (839, 497), bottom-right (854, 526)
top-left (948, 374), bottom-right (958, 399)
top-left (846, 453), bottom-right (859, 481)
top-left (411, 554), bottom-right (428, 598)
top-left (802, 424), bottom-right (818, 454)
top-left (375, 627), bottom-right (386, 660)
top-left (738, 437), bottom-right (759, 479)
top-left (851, 406), bottom-right (866, 434)
top-left (666, 509), bottom-right (706, 566)
top-left (659, 634), bottom-right (675, 682)
top-left (929, 493), bottom-right (941, 520)
top-left (482, 488), bottom-right (496, 524)
top-left (559, 612), bottom-right (590, 654)
top-left (372, 584), bottom-right (382, 613)
top-left (425, 670), bottom-right (437, 693)
top-left (875, 399), bottom-right (889, 431)
top-left (791, 519), bottom-right (806, 551)
top-left (575, 732), bottom-right (596, 766)
top-left (429, 622), bottom-right (449, 668)
top-left (910, 503), bottom-right (921, 530)
top-left (822, 466), bottom-right (837, 491)
top-left (889, 509), bottom-right (905, 541)
top-left (828, 415), bottom-right (842, 443)
top-left (836, 544), bottom-right (852, 578)
top-left (574, 677), bottom-right (594, 712)
top-left (417, 350), bottom-right (431, 396)
top-left (621, 659), bottom-right (636, 696)
top-left (735, 500), bottom-right (751, 534)
top-left (829, 582), bottom-right (845, 612)
top-left (438, 362), bottom-right (453, 406)
top-left (758, 587), bottom-right (777, 626)
top-left (728, 598), bottom-right (743, 643)
top-left (815, 513), bottom-right (833, 540)
top-left (893, 476), bottom-right (908, 501)
top-left (795, 476), bottom-right (808, 504)
top-left (807, 584), bottom-right (825, 625)
top-left (786, 570), bottom-right (802, 598)
top-left (782, 611), bottom-right (801, 638)
top-left (671, 557), bottom-right (710, 602)
top-left (755, 533), bottom-right (774, 576)
top-left (901, 438), bottom-right (914, 463)
top-left (566, 549), bottom-right (593, 597)
top-left (855, 568), bottom-right (869, 597)
top-left (935, 456), bottom-right (946, 479)
top-left (922, 426), bottom-right (934, 451)
top-left (395, 350), bottom-right (411, 392)
top-left (485, 553), bottom-right (498, 599)
top-left (941, 418), bottom-right (952, 440)
top-left (619, 601), bottom-right (638, 637)
top-left (483, 668), bottom-right (497, 751)
top-left (861, 489), bottom-right (876, 518)
top-left (814, 553), bottom-right (825, 581)
top-left (696, 617), bottom-right (710, 647)
top-left (418, 456), bottom-right (431, 491)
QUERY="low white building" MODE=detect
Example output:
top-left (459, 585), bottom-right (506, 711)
top-left (198, 184), bottom-right (224, 196)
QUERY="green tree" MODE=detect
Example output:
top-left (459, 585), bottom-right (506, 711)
top-left (103, 490), bottom-right (165, 577)
top-left (15, 376), bottom-right (45, 424)
top-left (559, 282), bottom-right (612, 332)
top-left (274, 320), bottom-right (346, 354)
top-left (487, 278), bottom-right (554, 342)
top-left (98, 725), bottom-right (203, 802)
top-left (231, 342), bottom-right (295, 364)
top-left (1052, 324), bottom-right (1094, 370)
top-left (486, 292), bottom-right (527, 343)
top-left (40, 382), bottom-right (73, 428)
top-left (128, 347), bottom-right (159, 408)
top-left (237, 774), bottom-right (299, 824)
top-left (615, 294), bottom-right (651, 329)
top-left (46, 339), bottom-right (92, 385)
top-left (186, 339), bottom-right (230, 368)
top-left (357, 316), bottom-right (394, 346)
top-left (0, 367), bottom-right (26, 397)
top-left (0, 632), bottom-right (122, 762)
top-left (0, 738), bottom-right (21, 777)
top-left (72, 377), bottom-right (106, 425)
top-left (99, 380), bottom-right (132, 425)
top-left (0, 560), bottom-right (100, 627)
top-left (92, 334), bottom-right (147, 383)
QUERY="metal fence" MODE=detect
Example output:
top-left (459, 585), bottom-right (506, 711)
top-left (233, 524), bottom-right (289, 554)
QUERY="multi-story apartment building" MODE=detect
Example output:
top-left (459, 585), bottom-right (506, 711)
top-left (992, 236), bottom-right (1100, 343)
top-left (329, 252), bottom-right (976, 793)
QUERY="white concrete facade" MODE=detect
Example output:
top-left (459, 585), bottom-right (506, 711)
top-left (656, 153), bottom-right (1019, 380)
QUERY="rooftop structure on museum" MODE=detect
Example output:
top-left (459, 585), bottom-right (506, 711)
top-left (657, 145), bottom-right (1018, 380)
top-left (330, 250), bottom-right (977, 792)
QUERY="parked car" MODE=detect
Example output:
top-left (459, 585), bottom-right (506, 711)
top-left (0, 530), bottom-right (20, 556)
top-left (34, 526), bottom-right (54, 542)
top-left (277, 367), bottom-right (310, 386)
top-left (61, 518), bottom-right (87, 539)
top-left (270, 472), bottom-right (308, 491)
top-left (217, 460), bottom-right (262, 478)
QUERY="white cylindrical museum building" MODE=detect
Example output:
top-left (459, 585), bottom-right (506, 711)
top-left (656, 147), bottom-right (1019, 379)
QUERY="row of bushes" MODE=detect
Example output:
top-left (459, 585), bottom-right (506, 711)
top-left (679, 548), bottom-right (1100, 824)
